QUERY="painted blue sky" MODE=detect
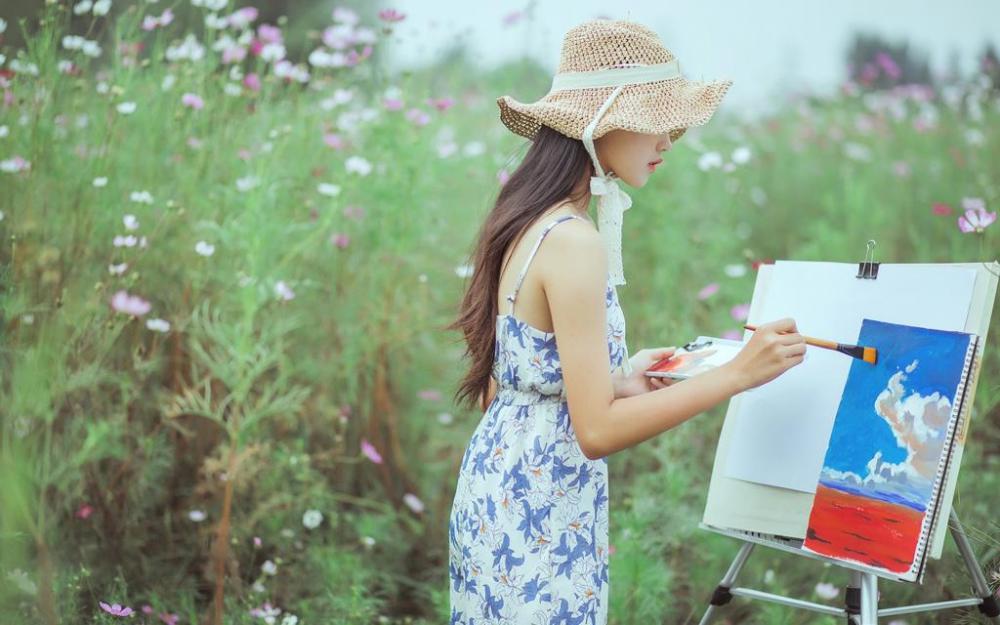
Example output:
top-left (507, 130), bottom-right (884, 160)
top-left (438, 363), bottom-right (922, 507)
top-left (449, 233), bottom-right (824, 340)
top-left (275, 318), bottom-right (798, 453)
top-left (823, 319), bottom-right (971, 478)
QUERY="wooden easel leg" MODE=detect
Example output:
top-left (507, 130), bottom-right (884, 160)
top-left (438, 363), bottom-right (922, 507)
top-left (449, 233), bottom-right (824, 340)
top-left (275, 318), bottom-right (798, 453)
top-left (949, 510), bottom-right (1000, 622)
top-left (698, 542), bottom-right (756, 625)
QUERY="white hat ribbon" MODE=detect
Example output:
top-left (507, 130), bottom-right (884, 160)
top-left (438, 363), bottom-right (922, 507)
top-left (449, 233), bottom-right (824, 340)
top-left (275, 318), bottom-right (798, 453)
top-left (555, 60), bottom-right (682, 287)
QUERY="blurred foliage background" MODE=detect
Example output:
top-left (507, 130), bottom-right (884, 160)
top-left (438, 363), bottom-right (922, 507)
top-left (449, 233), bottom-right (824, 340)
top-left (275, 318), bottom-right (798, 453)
top-left (1, 1), bottom-right (998, 624)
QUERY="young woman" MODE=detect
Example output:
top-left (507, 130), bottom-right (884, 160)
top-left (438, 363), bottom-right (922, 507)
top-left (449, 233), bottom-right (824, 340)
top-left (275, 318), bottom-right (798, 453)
top-left (446, 19), bottom-right (806, 625)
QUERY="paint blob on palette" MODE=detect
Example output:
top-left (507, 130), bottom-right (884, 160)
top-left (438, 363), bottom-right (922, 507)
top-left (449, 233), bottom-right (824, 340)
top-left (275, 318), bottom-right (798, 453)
top-left (802, 318), bottom-right (977, 580)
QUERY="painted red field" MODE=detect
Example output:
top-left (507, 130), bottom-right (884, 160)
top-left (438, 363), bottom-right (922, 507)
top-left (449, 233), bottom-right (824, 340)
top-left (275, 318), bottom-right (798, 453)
top-left (804, 484), bottom-right (925, 572)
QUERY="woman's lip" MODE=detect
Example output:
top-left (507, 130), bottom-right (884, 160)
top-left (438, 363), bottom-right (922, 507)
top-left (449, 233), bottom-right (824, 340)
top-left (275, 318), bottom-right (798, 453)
top-left (648, 159), bottom-right (662, 166)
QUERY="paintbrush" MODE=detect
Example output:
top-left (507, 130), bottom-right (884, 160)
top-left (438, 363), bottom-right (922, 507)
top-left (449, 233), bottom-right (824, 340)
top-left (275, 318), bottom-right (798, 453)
top-left (742, 324), bottom-right (878, 364)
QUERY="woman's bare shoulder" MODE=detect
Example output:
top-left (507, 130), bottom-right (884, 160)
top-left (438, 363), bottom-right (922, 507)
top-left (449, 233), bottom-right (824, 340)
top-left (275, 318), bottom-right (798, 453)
top-left (535, 217), bottom-right (606, 286)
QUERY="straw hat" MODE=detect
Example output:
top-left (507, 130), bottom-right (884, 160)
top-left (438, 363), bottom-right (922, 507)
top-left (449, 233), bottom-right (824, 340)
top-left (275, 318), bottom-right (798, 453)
top-left (497, 19), bottom-right (733, 145)
top-left (496, 19), bottom-right (733, 294)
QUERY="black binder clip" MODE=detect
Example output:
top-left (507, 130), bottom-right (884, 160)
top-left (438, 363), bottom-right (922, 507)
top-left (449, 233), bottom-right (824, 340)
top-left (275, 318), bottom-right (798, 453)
top-left (856, 239), bottom-right (880, 279)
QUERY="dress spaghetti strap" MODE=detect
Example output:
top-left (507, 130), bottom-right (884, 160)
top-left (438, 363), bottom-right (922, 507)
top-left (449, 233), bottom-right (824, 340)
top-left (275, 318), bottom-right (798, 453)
top-left (505, 214), bottom-right (587, 315)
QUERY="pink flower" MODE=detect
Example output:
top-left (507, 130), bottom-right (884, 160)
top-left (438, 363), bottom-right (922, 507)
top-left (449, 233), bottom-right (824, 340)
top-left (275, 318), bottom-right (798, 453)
top-left (323, 133), bottom-right (344, 149)
top-left (957, 201), bottom-right (996, 234)
top-left (76, 504), bottom-right (94, 519)
top-left (141, 605), bottom-right (154, 615)
top-left (257, 24), bottom-right (282, 44)
top-left (158, 612), bottom-right (179, 625)
top-left (497, 169), bottom-right (511, 186)
top-left (223, 46), bottom-right (248, 64)
top-left (405, 108), bottom-right (430, 126)
top-left (253, 536), bottom-right (262, 548)
top-left (875, 51), bottom-right (901, 81)
top-left (242, 73), bottom-right (261, 92)
top-left (329, 233), bottom-right (350, 249)
top-left (360, 438), bottom-right (383, 464)
top-left (343, 205), bottom-right (365, 221)
top-left (892, 161), bottom-right (910, 177)
top-left (729, 303), bottom-right (750, 321)
top-left (607, 543), bottom-right (616, 556)
top-left (378, 9), bottom-right (406, 22)
top-left (932, 202), bottom-right (953, 216)
top-left (697, 283), bottom-right (719, 300)
top-left (427, 97), bottom-right (455, 112)
top-left (99, 602), bottom-right (135, 617)
top-left (227, 6), bottom-right (258, 28)
top-left (181, 93), bottom-right (204, 110)
top-left (110, 290), bottom-right (152, 317)
top-left (417, 389), bottom-right (442, 401)
top-left (383, 97), bottom-right (403, 111)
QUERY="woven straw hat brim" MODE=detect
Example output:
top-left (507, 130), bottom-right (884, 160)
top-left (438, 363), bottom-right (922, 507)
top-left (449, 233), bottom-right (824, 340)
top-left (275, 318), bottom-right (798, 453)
top-left (498, 76), bottom-right (734, 144)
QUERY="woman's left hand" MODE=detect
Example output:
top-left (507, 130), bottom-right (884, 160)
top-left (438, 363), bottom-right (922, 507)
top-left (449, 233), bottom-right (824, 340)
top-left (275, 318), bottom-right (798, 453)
top-left (614, 347), bottom-right (679, 399)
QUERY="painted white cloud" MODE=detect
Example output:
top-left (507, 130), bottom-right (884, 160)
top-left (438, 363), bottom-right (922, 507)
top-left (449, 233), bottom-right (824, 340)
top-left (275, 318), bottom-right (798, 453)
top-left (822, 360), bottom-right (953, 505)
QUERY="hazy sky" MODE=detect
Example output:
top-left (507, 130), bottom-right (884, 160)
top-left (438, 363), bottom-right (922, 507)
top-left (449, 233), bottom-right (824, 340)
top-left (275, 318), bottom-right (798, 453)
top-left (383, 1), bottom-right (1000, 118)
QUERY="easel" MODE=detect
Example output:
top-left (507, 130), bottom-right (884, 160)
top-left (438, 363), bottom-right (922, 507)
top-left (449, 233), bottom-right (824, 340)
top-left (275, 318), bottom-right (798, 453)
top-left (698, 243), bottom-right (1000, 624)
top-left (697, 509), bottom-right (999, 625)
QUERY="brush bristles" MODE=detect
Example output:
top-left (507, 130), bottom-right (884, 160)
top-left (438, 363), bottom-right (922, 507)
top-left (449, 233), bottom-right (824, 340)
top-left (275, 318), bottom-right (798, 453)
top-left (863, 346), bottom-right (878, 364)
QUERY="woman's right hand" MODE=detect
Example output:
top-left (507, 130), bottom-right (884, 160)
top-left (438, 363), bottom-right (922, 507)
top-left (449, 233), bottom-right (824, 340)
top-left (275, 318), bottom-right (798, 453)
top-left (725, 317), bottom-right (807, 392)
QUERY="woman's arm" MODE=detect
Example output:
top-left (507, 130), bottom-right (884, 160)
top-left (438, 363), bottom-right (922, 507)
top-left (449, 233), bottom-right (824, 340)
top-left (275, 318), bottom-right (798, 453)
top-left (542, 223), bottom-right (751, 461)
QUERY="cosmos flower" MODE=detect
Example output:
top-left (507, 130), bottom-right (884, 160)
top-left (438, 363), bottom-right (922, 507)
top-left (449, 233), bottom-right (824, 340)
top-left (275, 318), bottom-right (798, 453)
top-left (360, 438), bottom-right (382, 464)
top-left (98, 602), bottom-right (135, 617)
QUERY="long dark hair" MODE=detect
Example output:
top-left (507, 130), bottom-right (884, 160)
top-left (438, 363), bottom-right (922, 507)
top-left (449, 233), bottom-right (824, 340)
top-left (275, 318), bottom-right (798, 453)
top-left (447, 124), bottom-right (595, 412)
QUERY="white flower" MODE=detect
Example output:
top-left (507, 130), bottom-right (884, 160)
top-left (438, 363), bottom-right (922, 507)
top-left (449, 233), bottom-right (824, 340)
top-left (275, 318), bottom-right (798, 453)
top-left (116, 101), bottom-right (137, 115)
top-left (188, 509), bottom-right (206, 522)
top-left (724, 263), bottom-right (747, 278)
top-left (63, 35), bottom-right (85, 50)
top-left (251, 581), bottom-right (266, 593)
top-left (81, 40), bottom-right (102, 58)
top-left (345, 155), bottom-right (372, 176)
top-left (260, 43), bottom-right (286, 63)
top-left (302, 509), bottom-right (323, 529)
top-left (454, 263), bottom-right (473, 278)
top-left (437, 412), bottom-right (453, 425)
top-left (280, 615), bottom-right (298, 625)
top-left (113, 235), bottom-right (138, 247)
top-left (731, 146), bottom-right (752, 164)
top-left (763, 569), bottom-right (775, 584)
top-left (0, 18), bottom-right (6, 35)
top-left (204, 12), bottom-right (228, 30)
top-left (236, 175), bottom-right (258, 192)
top-left (92, 0), bottom-right (112, 16)
top-left (93, 176), bottom-right (108, 187)
top-left (123, 214), bottom-right (139, 230)
top-left (0, 125), bottom-right (9, 138)
top-left (261, 560), bottom-right (277, 575)
top-left (317, 182), bottom-right (341, 197)
top-left (73, 1), bottom-right (93, 15)
top-left (162, 74), bottom-right (176, 91)
top-left (360, 536), bottom-right (375, 548)
top-left (463, 141), bottom-right (486, 157)
top-left (697, 151), bottom-right (723, 171)
top-left (146, 318), bottom-right (170, 332)
top-left (274, 280), bottom-right (295, 301)
top-left (402, 493), bottom-right (424, 514)
top-left (436, 141), bottom-right (457, 158)
top-left (843, 142), bottom-right (871, 162)
top-left (195, 241), bottom-right (215, 256)
top-left (108, 262), bottom-right (128, 275)
top-left (165, 34), bottom-right (205, 63)
top-left (129, 190), bottom-right (153, 204)
top-left (814, 582), bottom-right (839, 600)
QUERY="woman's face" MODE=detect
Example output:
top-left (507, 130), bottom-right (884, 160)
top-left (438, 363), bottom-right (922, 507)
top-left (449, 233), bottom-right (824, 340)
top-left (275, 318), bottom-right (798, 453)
top-left (594, 129), bottom-right (673, 187)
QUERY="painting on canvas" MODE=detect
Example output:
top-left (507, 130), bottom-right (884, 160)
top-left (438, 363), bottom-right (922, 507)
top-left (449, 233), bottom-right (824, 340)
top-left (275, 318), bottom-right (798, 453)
top-left (802, 318), bottom-right (973, 576)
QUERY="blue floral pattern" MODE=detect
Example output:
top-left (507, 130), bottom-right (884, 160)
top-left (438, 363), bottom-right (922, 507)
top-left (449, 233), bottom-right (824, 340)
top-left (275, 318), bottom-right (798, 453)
top-left (449, 254), bottom-right (628, 625)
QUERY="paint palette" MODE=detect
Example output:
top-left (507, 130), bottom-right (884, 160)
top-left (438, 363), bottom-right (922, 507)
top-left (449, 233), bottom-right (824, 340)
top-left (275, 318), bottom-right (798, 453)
top-left (644, 336), bottom-right (746, 380)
